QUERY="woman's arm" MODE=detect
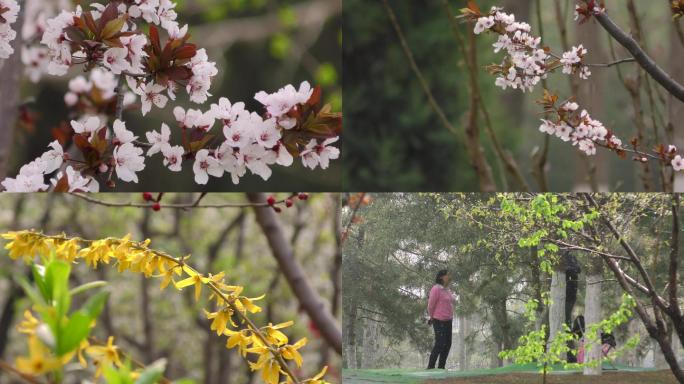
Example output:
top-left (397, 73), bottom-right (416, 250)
top-left (427, 285), bottom-right (438, 318)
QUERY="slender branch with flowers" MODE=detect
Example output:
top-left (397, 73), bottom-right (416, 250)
top-left (0, 0), bottom-right (341, 192)
top-left (1, 230), bottom-right (329, 384)
top-left (457, 1), bottom-right (684, 190)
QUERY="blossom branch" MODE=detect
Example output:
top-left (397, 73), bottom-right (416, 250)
top-left (4, 231), bottom-right (324, 384)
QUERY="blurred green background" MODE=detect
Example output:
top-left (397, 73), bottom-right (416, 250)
top-left (342, 0), bottom-right (682, 192)
top-left (9, 0), bottom-right (342, 191)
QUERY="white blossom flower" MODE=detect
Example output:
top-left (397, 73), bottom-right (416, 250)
top-left (673, 155), bottom-right (684, 172)
top-left (145, 123), bottom-right (171, 156)
top-left (102, 47), bottom-right (130, 74)
top-left (71, 116), bottom-right (101, 135)
top-left (300, 137), bottom-right (340, 170)
top-left (113, 119), bottom-right (138, 145)
top-left (192, 149), bottom-right (222, 184)
top-left (51, 166), bottom-right (99, 192)
top-left (40, 140), bottom-right (64, 173)
top-left (162, 145), bottom-right (184, 172)
top-left (113, 142), bottom-right (145, 183)
top-left (1, 158), bottom-right (48, 192)
top-left (140, 82), bottom-right (168, 116)
top-left (254, 81), bottom-right (313, 119)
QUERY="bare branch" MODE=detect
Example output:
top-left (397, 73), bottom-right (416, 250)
top-left (591, 9), bottom-right (684, 102)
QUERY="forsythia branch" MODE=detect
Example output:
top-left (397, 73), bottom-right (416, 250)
top-left (2, 230), bottom-right (330, 384)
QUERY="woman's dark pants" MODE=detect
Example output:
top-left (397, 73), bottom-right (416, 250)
top-left (428, 319), bottom-right (452, 369)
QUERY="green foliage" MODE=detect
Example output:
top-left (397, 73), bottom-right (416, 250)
top-left (18, 257), bottom-right (110, 359)
top-left (343, 0), bottom-right (487, 191)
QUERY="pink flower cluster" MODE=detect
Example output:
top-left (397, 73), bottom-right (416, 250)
top-left (1, 81), bottom-right (340, 191)
top-left (473, 7), bottom-right (592, 92)
top-left (145, 81), bottom-right (340, 185)
top-left (0, 0), bottom-right (19, 59)
top-left (560, 45), bottom-right (591, 80)
top-left (539, 101), bottom-right (620, 156)
top-left (40, 0), bottom-right (217, 114)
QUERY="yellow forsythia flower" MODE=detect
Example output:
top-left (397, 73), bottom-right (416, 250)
top-left (17, 310), bottom-right (39, 335)
top-left (305, 366), bottom-right (329, 384)
top-left (2, 231), bottom-right (50, 264)
top-left (15, 336), bottom-right (62, 375)
top-left (54, 238), bottom-right (81, 263)
top-left (85, 336), bottom-right (123, 378)
top-left (280, 338), bottom-right (307, 368)
top-left (262, 321), bottom-right (293, 346)
top-left (225, 329), bottom-right (255, 356)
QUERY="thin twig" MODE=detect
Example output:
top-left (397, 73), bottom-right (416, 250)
top-left (0, 359), bottom-right (42, 384)
top-left (115, 75), bottom-right (126, 121)
top-left (68, 192), bottom-right (297, 209)
top-left (379, 0), bottom-right (460, 138)
top-left (585, 57), bottom-right (636, 67)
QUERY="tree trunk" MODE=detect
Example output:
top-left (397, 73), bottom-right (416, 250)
top-left (0, 2), bottom-right (24, 181)
top-left (583, 263), bottom-right (603, 375)
top-left (345, 299), bottom-right (358, 369)
top-left (458, 314), bottom-right (468, 370)
top-left (549, 268), bottom-right (567, 343)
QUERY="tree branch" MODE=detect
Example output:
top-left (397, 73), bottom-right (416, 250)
top-left (591, 9), bottom-right (684, 102)
top-left (246, 193), bottom-right (342, 354)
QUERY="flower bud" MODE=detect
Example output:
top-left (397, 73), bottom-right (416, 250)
top-left (36, 324), bottom-right (55, 349)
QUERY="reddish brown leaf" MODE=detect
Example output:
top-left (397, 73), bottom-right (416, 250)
top-left (174, 44), bottom-right (197, 60)
top-left (53, 175), bottom-right (70, 192)
top-left (306, 85), bottom-right (322, 107)
top-left (149, 24), bottom-right (161, 55)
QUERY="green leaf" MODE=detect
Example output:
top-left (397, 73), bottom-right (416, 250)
top-left (45, 260), bottom-right (71, 318)
top-left (13, 274), bottom-right (45, 306)
top-left (32, 263), bottom-right (50, 301)
top-left (80, 290), bottom-right (110, 319)
top-left (56, 311), bottom-right (91, 356)
top-left (135, 367), bottom-right (164, 384)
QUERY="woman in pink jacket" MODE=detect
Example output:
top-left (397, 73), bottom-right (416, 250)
top-left (427, 269), bottom-right (454, 369)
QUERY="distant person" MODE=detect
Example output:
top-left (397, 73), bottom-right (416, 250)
top-left (427, 269), bottom-right (454, 369)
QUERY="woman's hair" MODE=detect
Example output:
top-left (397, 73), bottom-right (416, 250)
top-left (435, 269), bottom-right (448, 285)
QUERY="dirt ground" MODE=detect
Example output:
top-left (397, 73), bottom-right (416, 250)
top-left (424, 370), bottom-right (679, 384)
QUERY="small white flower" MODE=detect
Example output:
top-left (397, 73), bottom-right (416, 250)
top-left (71, 116), bottom-right (101, 135)
top-left (145, 123), bottom-right (171, 156)
top-left (113, 119), bottom-right (138, 145)
top-left (193, 149), bottom-right (222, 184)
top-left (673, 155), bottom-right (684, 172)
top-left (40, 140), bottom-right (64, 173)
top-left (140, 82), bottom-right (168, 116)
top-left (113, 142), bottom-right (145, 183)
top-left (102, 47), bottom-right (130, 74)
top-left (162, 145), bottom-right (184, 172)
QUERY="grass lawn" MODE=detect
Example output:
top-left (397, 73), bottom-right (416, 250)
top-left (343, 364), bottom-right (679, 384)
